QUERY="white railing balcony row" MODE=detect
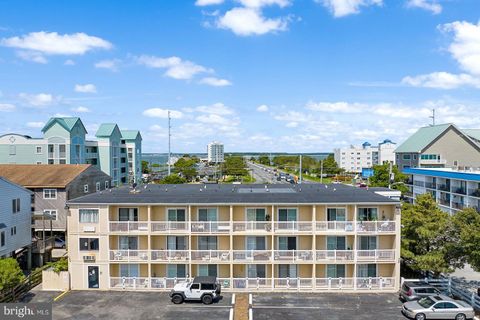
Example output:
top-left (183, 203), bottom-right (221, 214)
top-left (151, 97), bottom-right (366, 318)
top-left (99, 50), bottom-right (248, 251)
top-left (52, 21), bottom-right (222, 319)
top-left (108, 249), bottom-right (395, 263)
top-left (109, 220), bottom-right (397, 233)
top-left (109, 276), bottom-right (396, 291)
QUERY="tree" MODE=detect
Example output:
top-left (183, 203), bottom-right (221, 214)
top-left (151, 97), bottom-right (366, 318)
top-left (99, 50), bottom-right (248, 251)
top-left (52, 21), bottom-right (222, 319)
top-left (160, 174), bottom-right (186, 184)
top-left (450, 208), bottom-right (480, 271)
top-left (258, 155), bottom-right (270, 166)
top-left (401, 194), bottom-right (462, 275)
top-left (174, 157), bottom-right (198, 181)
top-left (314, 155), bottom-right (343, 175)
top-left (369, 163), bottom-right (408, 193)
top-left (141, 161), bottom-right (150, 174)
top-left (0, 258), bottom-right (25, 290)
top-left (223, 156), bottom-right (248, 176)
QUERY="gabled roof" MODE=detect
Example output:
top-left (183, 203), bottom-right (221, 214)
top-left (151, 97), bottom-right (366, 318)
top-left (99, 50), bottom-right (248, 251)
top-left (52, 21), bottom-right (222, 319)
top-left (394, 123), bottom-right (453, 153)
top-left (96, 123), bottom-right (119, 137)
top-left (462, 129), bottom-right (480, 141)
top-left (0, 176), bottom-right (33, 194)
top-left (41, 117), bottom-right (85, 133)
top-left (121, 130), bottom-right (142, 141)
top-left (0, 164), bottom-right (91, 188)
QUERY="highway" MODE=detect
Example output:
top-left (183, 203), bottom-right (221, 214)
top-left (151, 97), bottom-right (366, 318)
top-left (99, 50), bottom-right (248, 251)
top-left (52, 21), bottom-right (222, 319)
top-left (247, 162), bottom-right (317, 184)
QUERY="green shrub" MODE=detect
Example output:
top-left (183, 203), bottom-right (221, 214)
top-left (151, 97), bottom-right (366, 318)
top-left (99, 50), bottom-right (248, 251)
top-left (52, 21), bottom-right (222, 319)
top-left (0, 258), bottom-right (25, 291)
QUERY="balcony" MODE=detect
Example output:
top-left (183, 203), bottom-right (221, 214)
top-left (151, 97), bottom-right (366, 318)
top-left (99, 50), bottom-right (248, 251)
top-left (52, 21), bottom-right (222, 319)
top-left (191, 221), bottom-right (231, 233)
top-left (419, 158), bottom-right (446, 166)
top-left (109, 250), bottom-right (149, 262)
top-left (274, 222), bottom-right (314, 232)
top-left (190, 250), bottom-right (231, 262)
top-left (452, 202), bottom-right (464, 210)
top-left (356, 249), bottom-right (396, 262)
top-left (150, 222), bottom-right (188, 233)
top-left (424, 182), bottom-right (436, 189)
top-left (109, 221), bottom-right (148, 232)
top-left (232, 221), bottom-right (271, 233)
top-left (316, 221), bottom-right (355, 233)
top-left (273, 250), bottom-right (314, 262)
top-left (453, 188), bottom-right (466, 195)
top-left (438, 185), bottom-right (450, 192)
top-left (110, 277), bottom-right (396, 291)
top-left (150, 250), bottom-right (189, 262)
top-left (316, 250), bottom-right (354, 262)
top-left (232, 250), bottom-right (272, 262)
top-left (356, 221), bottom-right (396, 233)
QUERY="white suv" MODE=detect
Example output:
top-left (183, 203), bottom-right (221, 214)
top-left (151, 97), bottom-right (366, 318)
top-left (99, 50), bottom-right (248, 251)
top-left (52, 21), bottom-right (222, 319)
top-left (169, 276), bottom-right (221, 304)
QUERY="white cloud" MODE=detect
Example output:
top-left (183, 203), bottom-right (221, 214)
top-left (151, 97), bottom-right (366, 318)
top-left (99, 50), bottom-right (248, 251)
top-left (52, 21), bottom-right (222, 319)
top-left (64, 59), bottom-right (75, 65)
top-left (406, 0), bottom-right (442, 14)
top-left (199, 77), bottom-right (232, 86)
top-left (95, 59), bottom-right (121, 71)
top-left (26, 121), bottom-right (44, 128)
top-left (195, 0), bottom-right (224, 5)
top-left (195, 103), bottom-right (235, 115)
top-left (71, 106), bottom-right (91, 113)
top-left (1, 31), bottom-right (112, 55)
top-left (257, 104), bottom-right (269, 112)
top-left (19, 93), bottom-right (60, 107)
top-left (0, 103), bottom-right (15, 112)
top-left (306, 101), bottom-right (364, 113)
top-left (286, 121), bottom-right (298, 128)
top-left (238, 0), bottom-right (291, 8)
top-left (143, 108), bottom-right (183, 119)
top-left (441, 21), bottom-right (480, 76)
top-left (402, 72), bottom-right (480, 89)
top-left (320, 0), bottom-right (383, 18)
top-left (136, 55), bottom-right (211, 80)
top-left (196, 113), bottom-right (231, 124)
top-left (16, 50), bottom-right (47, 64)
top-left (74, 84), bottom-right (97, 93)
top-left (217, 7), bottom-right (289, 36)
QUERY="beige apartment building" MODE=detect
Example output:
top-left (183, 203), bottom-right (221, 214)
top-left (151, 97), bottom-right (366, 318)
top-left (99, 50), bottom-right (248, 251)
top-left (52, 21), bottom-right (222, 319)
top-left (66, 184), bottom-right (401, 292)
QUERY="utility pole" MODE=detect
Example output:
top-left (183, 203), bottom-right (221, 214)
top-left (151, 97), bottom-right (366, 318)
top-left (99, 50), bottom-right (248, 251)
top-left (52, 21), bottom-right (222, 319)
top-left (430, 109), bottom-right (436, 126)
top-left (168, 110), bottom-right (171, 176)
top-left (299, 155), bottom-right (302, 184)
top-left (320, 160), bottom-right (324, 184)
top-left (388, 161), bottom-right (393, 189)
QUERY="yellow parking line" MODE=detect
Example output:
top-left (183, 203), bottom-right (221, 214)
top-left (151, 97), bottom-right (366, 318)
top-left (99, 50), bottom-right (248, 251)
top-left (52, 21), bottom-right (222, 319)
top-left (53, 290), bottom-right (70, 302)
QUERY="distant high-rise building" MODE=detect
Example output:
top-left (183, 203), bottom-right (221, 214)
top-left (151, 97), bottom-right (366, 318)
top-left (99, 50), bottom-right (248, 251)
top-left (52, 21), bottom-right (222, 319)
top-left (0, 117), bottom-right (142, 185)
top-left (207, 141), bottom-right (224, 163)
top-left (334, 139), bottom-right (396, 173)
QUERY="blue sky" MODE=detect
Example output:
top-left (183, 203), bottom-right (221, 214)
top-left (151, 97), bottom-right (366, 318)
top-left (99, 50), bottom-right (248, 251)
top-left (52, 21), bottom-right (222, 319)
top-left (0, 0), bottom-right (479, 153)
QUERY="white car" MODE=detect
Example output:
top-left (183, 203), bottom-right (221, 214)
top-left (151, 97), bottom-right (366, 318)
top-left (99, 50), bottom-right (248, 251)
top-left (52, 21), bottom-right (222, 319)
top-left (169, 276), bottom-right (221, 304)
top-left (402, 295), bottom-right (474, 320)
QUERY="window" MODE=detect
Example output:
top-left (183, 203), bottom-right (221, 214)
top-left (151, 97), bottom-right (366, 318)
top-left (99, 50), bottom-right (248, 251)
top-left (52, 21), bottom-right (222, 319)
top-left (96, 182), bottom-right (100, 192)
top-left (278, 236), bottom-right (296, 250)
top-left (278, 208), bottom-right (297, 221)
top-left (198, 208), bottom-right (217, 221)
top-left (167, 208), bottom-right (186, 221)
top-left (119, 236), bottom-right (138, 250)
top-left (10, 226), bottom-right (16, 236)
top-left (357, 208), bottom-right (378, 221)
top-left (36, 146), bottom-right (42, 154)
top-left (105, 181), bottom-right (109, 189)
top-left (79, 209), bottom-right (99, 223)
top-left (0, 231), bottom-right (5, 247)
top-left (167, 264), bottom-right (186, 278)
top-left (327, 236), bottom-right (346, 250)
top-left (43, 189), bottom-right (57, 199)
top-left (44, 210), bottom-right (58, 220)
top-left (247, 264), bottom-right (266, 278)
top-left (357, 264), bottom-right (377, 277)
top-left (119, 208), bottom-right (138, 221)
top-left (12, 198), bottom-right (20, 213)
top-left (327, 208), bottom-right (346, 221)
top-left (201, 283), bottom-right (215, 290)
top-left (84, 184), bottom-right (89, 193)
top-left (327, 264), bottom-right (345, 278)
top-left (198, 264), bottom-right (217, 277)
top-left (9, 145), bottom-right (16, 155)
top-left (246, 208), bottom-right (266, 221)
top-left (79, 238), bottom-right (99, 251)
top-left (190, 283), bottom-right (200, 290)
top-left (167, 236), bottom-right (186, 250)
top-left (198, 236), bottom-right (217, 250)
top-left (247, 236), bottom-right (266, 250)
top-left (120, 264), bottom-right (139, 278)
top-left (358, 236), bottom-right (377, 250)
top-left (278, 264), bottom-right (297, 278)
top-left (402, 154), bottom-right (411, 160)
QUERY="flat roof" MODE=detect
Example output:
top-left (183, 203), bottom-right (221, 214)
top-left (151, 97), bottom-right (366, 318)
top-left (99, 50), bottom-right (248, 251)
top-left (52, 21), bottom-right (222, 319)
top-left (68, 183), bottom-right (399, 205)
top-left (403, 167), bottom-right (480, 182)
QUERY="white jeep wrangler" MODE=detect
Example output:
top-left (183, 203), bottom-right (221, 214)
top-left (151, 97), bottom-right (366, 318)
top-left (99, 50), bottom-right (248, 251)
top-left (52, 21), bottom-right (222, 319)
top-left (169, 276), bottom-right (221, 304)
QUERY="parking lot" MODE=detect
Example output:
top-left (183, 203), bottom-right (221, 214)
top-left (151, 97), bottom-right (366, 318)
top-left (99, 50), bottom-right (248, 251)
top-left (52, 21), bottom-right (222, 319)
top-left (252, 292), bottom-right (406, 320)
top-left (23, 289), bottom-right (409, 320)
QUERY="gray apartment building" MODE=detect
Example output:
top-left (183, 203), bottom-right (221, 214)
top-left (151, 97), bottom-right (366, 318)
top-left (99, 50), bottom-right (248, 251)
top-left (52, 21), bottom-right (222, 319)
top-left (0, 164), bottom-right (111, 238)
top-left (395, 123), bottom-right (480, 171)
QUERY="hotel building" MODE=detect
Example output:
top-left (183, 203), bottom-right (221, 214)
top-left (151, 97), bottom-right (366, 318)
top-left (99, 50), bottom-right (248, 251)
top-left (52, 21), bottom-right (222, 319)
top-left (66, 184), bottom-right (400, 292)
top-left (334, 139), bottom-right (396, 173)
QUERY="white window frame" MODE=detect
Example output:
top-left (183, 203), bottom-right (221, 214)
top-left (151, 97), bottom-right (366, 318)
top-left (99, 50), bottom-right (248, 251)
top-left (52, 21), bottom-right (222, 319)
top-left (35, 146), bottom-right (42, 154)
top-left (0, 231), bottom-right (5, 248)
top-left (96, 182), bottom-right (100, 192)
top-left (277, 207), bottom-right (298, 221)
top-left (166, 207), bottom-right (187, 221)
top-left (43, 209), bottom-right (58, 221)
top-left (244, 207), bottom-right (268, 221)
top-left (43, 189), bottom-right (57, 199)
top-left (84, 184), bottom-right (89, 193)
top-left (79, 209), bottom-right (99, 223)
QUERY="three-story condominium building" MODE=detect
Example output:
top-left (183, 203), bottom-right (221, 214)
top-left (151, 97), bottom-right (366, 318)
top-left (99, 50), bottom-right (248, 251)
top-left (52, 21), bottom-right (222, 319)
top-left (66, 184), bottom-right (400, 292)
top-left (0, 117), bottom-right (142, 185)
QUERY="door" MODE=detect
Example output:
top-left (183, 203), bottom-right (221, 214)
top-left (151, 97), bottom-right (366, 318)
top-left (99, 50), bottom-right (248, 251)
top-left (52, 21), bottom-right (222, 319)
top-left (247, 208), bottom-right (266, 221)
top-left (198, 236), bottom-right (217, 250)
top-left (187, 283), bottom-right (202, 299)
top-left (119, 208), bottom-right (138, 221)
top-left (278, 237), bottom-right (296, 250)
top-left (119, 236), bottom-right (138, 250)
top-left (167, 264), bottom-right (186, 278)
top-left (120, 264), bottom-right (139, 277)
top-left (246, 236), bottom-right (266, 250)
top-left (198, 208), bottom-right (217, 221)
top-left (168, 208), bottom-right (186, 221)
top-left (247, 264), bottom-right (266, 278)
top-left (358, 236), bottom-right (377, 250)
top-left (327, 208), bottom-right (346, 221)
top-left (327, 236), bottom-right (346, 250)
top-left (278, 264), bottom-right (297, 278)
top-left (167, 236), bottom-right (186, 250)
top-left (88, 266), bottom-right (99, 288)
top-left (357, 264), bottom-right (377, 278)
top-left (198, 264), bottom-right (217, 277)
top-left (326, 265), bottom-right (345, 278)
top-left (278, 209), bottom-right (297, 221)
top-left (358, 208), bottom-right (378, 221)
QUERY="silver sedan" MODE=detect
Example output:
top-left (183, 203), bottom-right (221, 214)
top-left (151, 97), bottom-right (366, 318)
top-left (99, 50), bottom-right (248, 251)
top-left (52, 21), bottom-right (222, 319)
top-left (402, 295), bottom-right (474, 320)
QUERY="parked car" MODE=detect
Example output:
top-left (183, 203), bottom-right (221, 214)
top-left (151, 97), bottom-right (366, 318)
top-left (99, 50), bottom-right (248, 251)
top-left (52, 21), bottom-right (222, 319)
top-left (170, 276), bottom-right (221, 305)
top-left (400, 281), bottom-right (441, 301)
top-left (402, 295), bottom-right (474, 320)
top-left (54, 237), bottom-right (66, 249)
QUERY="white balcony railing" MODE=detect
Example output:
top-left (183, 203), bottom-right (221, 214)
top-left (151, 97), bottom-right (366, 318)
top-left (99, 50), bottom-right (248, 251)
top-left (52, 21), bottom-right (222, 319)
top-left (190, 250), bottom-right (231, 262)
top-left (316, 277), bottom-right (355, 289)
top-left (232, 221), bottom-right (272, 232)
top-left (232, 250), bottom-right (272, 262)
top-left (356, 277), bottom-right (395, 290)
top-left (109, 250), bottom-right (149, 261)
top-left (150, 277), bottom-right (188, 289)
top-left (190, 221), bottom-right (231, 233)
top-left (110, 277), bottom-right (150, 289)
top-left (356, 249), bottom-right (395, 262)
top-left (356, 221), bottom-right (396, 233)
top-left (150, 250), bottom-right (189, 262)
top-left (273, 250), bottom-right (314, 262)
top-left (109, 221), bottom-right (149, 232)
top-left (274, 221), bottom-right (314, 232)
top-left (151, 222), bottom-right (189, 233)
top-left (315, 221), bottom-right (355, 232)
top-left (316, 250), bottom-right (355, 261)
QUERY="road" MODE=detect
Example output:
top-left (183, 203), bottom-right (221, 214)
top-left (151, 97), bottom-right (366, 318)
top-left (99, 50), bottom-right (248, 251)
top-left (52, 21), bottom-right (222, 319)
top-left (247, 162), bottom-right (317, 184)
